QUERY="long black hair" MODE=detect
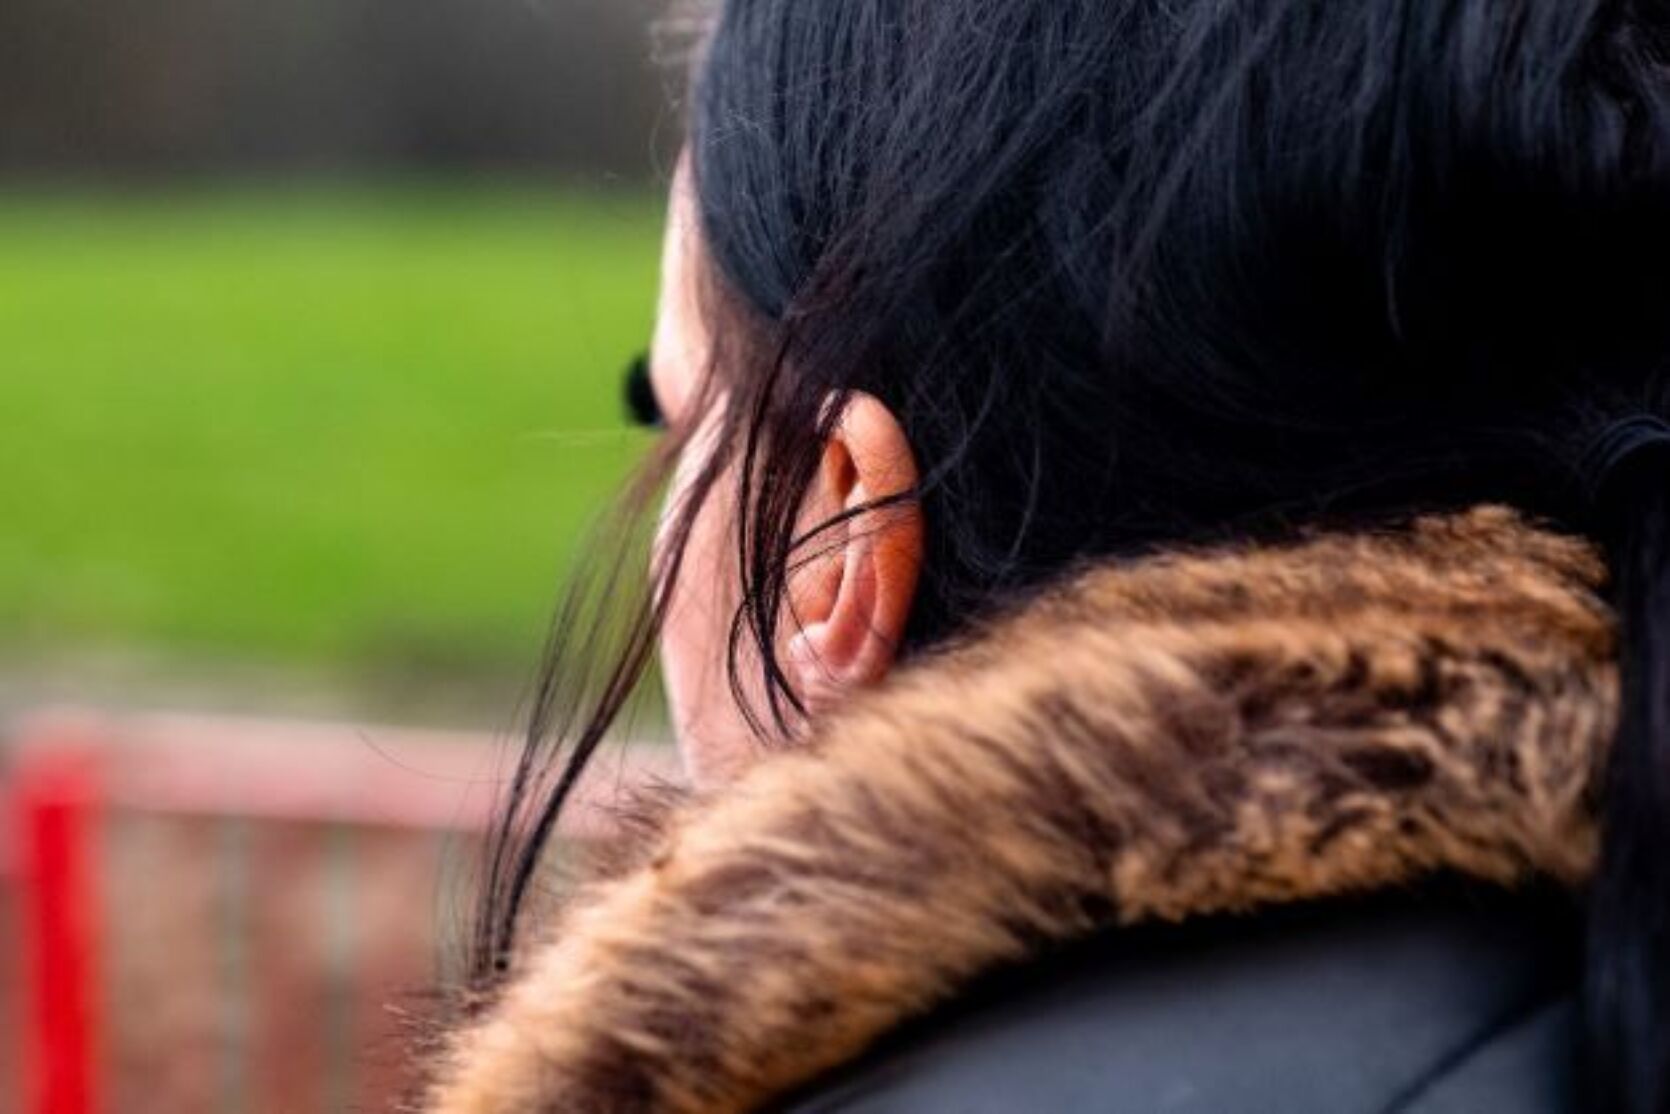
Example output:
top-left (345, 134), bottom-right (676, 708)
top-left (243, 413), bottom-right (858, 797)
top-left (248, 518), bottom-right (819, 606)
top-left (479, 2), bottom-right (1670, 1108)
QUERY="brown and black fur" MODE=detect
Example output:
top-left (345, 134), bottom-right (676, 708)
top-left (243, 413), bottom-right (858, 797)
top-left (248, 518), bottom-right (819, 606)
top-left (425, 507), bottom-right (1617, 1114)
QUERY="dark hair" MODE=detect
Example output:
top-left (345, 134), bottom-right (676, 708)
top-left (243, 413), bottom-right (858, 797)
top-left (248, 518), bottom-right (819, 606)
top-left (479, 2), bottom-right (1670, 1108)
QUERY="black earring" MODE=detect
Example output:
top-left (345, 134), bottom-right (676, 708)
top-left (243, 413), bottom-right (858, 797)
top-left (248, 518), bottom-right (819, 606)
top-left (623, 351), bottom-right (663, 429)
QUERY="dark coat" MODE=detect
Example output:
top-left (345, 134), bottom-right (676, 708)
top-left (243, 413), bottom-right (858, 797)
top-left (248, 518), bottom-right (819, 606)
top-left (786, 889), bottom-right (1580, 1113)
top-left (427, 507), bottom-right (1609, 1113)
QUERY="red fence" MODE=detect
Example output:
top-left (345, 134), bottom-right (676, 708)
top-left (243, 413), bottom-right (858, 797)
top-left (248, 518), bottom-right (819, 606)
top-left (1, 708), bottom-right (671, 1114)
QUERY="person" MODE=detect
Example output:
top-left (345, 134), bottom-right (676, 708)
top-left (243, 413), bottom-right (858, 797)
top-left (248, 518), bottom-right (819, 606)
top-left (424, 1), bottom-right (1670, 1110)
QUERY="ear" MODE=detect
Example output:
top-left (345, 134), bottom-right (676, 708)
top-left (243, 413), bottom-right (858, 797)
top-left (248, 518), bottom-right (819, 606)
top-left (785, 393), bottom-right (923, 715)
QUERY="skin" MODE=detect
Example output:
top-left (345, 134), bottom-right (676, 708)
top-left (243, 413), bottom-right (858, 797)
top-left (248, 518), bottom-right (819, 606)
top-left (648, 166), bottom-right (925, 787)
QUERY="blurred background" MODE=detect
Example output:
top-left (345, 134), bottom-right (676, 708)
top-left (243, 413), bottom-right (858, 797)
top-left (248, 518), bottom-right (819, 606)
top-left (2, 1), bottom-right (678, 1109)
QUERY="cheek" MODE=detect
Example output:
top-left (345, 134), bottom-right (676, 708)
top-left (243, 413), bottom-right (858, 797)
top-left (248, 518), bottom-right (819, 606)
top-left (656, 456), bottom-right (727, 722)
top-left (655, 437), bottom-right (765, 786)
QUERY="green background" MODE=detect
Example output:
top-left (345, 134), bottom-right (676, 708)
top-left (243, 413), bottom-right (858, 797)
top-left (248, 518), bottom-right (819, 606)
top-left (0, 186), bottom-right (666, 712)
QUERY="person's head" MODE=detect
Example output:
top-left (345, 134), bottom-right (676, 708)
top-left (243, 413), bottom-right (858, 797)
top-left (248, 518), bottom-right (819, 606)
top-left (483, 3), bottom-right (1670, 1109)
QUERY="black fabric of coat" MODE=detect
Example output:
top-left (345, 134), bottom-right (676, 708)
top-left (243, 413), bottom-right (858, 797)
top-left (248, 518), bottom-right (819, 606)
top-left (786, 888), bottom-right (1581, 1114)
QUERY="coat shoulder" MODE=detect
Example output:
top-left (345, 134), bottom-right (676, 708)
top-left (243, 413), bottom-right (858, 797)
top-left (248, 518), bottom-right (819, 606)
top-left (785, 887), bottom-right (1581, 1114)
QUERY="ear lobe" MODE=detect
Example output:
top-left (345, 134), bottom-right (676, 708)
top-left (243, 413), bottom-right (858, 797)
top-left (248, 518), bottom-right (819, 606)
top-left (785, 393), bottom-right (923, 716)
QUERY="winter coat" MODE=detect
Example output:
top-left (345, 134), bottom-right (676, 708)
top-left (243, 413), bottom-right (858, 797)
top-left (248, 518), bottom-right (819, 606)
top-left (427, 506), bottom-right (1609, 1113)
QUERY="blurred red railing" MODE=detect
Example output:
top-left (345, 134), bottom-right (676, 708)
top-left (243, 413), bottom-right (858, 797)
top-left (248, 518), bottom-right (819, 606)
top-left (1, 708), bottom-right (672, 1114)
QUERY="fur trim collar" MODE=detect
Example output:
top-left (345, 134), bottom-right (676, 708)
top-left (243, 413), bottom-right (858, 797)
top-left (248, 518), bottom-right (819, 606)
top-left (427, 507), bottom-right (1615, 1114)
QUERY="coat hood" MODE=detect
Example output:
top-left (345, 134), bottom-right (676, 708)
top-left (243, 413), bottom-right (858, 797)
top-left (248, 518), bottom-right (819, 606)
top-left (426, 507), bottom-right (1616, 1114)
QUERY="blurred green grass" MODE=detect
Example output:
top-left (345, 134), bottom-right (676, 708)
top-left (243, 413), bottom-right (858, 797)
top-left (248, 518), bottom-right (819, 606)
top-left (0, 185), bottom-right (665, 685)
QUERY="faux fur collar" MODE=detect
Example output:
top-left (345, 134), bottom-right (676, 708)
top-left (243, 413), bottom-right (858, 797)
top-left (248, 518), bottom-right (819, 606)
top-left (427, 507), bottom-right (1616, 1114)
